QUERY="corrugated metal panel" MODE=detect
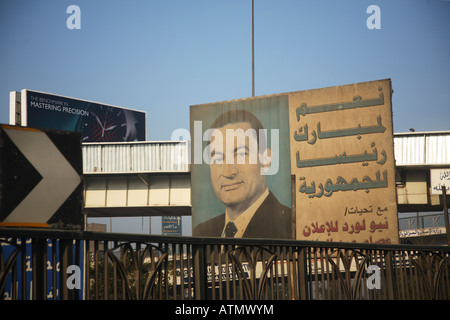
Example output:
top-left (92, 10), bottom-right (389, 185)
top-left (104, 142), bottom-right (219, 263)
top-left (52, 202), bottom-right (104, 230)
top-left (426, 134), bottom-right (450, 165)
top-left (83, 133), bottom-right (447, 172)
top-left (160, 142), bottom-right (189, 172)
top-left (160, 143), bottom-right (173, 171)
top-left (82, 144), bottom-right (102, 172)
top-left (82, 141), bottom-right (189, 173)
top-left (102, 144), bottom-right (130, 172)
top-left (394, 132), bottom-right (450, 166)
top-left (394, 135), bottom-right (425, 166)
top-left (131, 143), bottom-right (160, 172)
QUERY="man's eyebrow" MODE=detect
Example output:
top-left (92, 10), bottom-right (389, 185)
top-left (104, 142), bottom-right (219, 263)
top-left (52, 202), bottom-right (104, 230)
top-left (210, 149), bottom-right (224, 157)
top-left (234, 145), bottom-right (249, 154)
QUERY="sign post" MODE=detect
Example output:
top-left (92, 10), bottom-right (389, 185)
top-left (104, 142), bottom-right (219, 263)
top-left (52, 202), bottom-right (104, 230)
top-left (443, 186), bottom-right (450, 246)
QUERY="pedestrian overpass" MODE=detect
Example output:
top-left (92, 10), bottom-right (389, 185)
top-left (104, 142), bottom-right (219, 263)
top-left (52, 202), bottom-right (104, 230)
top-left (82, 140), bottom-right (191, 218)
top-left (82, 131), bottom-right (450, 241)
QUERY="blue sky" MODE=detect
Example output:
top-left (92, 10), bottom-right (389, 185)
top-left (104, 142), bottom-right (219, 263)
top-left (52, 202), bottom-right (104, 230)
top-left (1, 0), bottom-right (449, 234)
top-left (1, 0), bottom-right (449, 138)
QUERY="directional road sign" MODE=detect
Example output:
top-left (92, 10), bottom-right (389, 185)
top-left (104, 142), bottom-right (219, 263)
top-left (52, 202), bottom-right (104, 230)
top-left (0, 124), bottom-right (83, 229)
top-left (162, 216), bottom-right (182, 236)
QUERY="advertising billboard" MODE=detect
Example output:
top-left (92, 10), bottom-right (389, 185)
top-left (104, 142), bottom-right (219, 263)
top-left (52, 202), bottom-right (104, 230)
top-left (190, 79), bottom-right (399, 243)
top-left (11, 89), bottom-right (146, 142)
top-left (290, 79), bottom-right (398, 244)
top-left (190, 94), bottom-right (293, 239)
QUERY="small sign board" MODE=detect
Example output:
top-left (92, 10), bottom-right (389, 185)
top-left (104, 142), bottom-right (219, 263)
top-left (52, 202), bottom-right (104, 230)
top-left (162, 216), bottom-right (182, 236)
top-left (0, 124), bottom-right (83, 229)
top-left (430, 168), bottom-right (450, 195)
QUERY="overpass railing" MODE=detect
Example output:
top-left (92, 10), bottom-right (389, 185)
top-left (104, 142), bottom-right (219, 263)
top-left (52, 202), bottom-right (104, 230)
top-left (1, 228), bottom-right (449, 300)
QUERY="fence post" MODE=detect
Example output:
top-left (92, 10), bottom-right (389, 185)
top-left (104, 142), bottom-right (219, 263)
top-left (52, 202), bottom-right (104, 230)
top-left (384, 250), bottom-right (397, 300)
top-left (192, 244), bottom-right (206, 300)
top-left (297, 246), bottom-right (309, 300)
top-left (31, 238), bottom-right (47, 300)
top-left (59, 239), bottom-right (75, 300)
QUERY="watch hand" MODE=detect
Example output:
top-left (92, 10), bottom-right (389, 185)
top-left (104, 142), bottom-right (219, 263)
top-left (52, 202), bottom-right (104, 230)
top-left (94, 113), bottom-right (104, 129)
top-left (105, 125), bottom-right (118, 131)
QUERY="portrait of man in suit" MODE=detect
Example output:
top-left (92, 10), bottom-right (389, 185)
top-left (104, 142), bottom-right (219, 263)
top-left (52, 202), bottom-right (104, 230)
top-left (193, 109), bottom-right (292, 239)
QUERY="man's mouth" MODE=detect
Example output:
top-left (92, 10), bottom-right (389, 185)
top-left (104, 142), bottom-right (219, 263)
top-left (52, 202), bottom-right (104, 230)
top-left (222, 181), bottom-right (244, 191)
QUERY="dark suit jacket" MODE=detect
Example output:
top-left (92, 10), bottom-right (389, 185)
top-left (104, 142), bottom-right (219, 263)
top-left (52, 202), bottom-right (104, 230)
top-left (193, 191), bottom-right (293, 239)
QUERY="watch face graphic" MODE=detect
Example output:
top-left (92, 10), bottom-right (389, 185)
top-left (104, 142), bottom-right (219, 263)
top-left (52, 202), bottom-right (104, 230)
top-left (23, 90), bottom-right (145, 142)
top-left (82, 106), bottom-right (130, 142)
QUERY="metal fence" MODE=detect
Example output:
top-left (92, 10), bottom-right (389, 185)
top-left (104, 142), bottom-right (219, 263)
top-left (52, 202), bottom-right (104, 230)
top-left (1, 228), bottom-right (449, 300)
top-left (399, 213), bottom-right (446, 230)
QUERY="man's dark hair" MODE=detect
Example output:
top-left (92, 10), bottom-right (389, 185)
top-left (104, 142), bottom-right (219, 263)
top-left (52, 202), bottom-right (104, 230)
top-left (209, 110), bottom-right (267, 149)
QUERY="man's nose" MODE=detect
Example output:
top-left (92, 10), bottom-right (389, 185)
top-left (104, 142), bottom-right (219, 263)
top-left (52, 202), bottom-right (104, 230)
top-left (221, 162), bottom-right (238, 178)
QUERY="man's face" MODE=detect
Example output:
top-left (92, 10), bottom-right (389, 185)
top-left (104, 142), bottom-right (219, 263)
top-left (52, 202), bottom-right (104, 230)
top-left (209, 122), bottom-right (269, 212)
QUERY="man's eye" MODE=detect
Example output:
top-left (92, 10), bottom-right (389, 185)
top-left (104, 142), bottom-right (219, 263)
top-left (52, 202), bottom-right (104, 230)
top-left (235, 151), bottom-right (248, 161)
top-left (211, 155), bottom-right (224, 164)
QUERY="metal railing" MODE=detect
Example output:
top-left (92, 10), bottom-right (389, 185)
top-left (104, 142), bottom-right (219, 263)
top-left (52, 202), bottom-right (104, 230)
top-left (399, 213), bottom-right (446, 230)
top-left (1, 228), bottom-right (449, 300)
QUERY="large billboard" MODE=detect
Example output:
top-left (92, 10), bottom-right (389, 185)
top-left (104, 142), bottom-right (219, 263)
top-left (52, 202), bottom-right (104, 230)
top-left (190, 94), bottom-right (293, 239)
top-left (190, 79), bottom-right (398, 243)
top-left (290, 79), bottom-right (398, 244)
top-left (10, 89), bottom-right (146, 142)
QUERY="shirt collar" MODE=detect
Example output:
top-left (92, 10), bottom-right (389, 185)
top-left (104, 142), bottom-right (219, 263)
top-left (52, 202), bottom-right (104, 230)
top-left (221, 188), bottom-right (269, 237)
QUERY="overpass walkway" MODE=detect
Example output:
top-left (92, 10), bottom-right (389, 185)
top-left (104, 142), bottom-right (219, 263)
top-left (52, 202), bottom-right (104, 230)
top-left (82, 131), bottom-right (450, 241)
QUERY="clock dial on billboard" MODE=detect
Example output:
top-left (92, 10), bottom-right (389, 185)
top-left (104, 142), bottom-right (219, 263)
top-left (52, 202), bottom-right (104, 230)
top-left (15, 90), bottom-right (146, 143)
top-left (82, 106), bottom-right (128, 142)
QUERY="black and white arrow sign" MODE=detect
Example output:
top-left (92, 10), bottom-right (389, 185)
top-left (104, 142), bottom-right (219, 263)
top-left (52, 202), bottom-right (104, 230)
top-left (0, 125), bottom-right (83, 229)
